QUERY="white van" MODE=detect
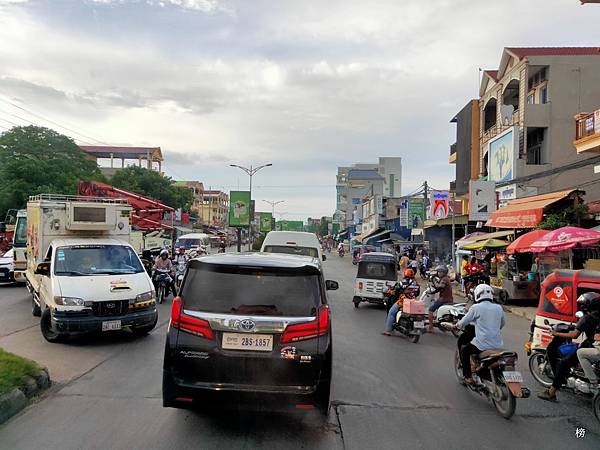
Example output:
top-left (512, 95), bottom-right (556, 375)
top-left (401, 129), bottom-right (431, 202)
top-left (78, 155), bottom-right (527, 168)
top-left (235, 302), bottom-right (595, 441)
top-left (175, 233), bottom-right (211, 250)
top-left (261, 231), bottom-right (325, 262)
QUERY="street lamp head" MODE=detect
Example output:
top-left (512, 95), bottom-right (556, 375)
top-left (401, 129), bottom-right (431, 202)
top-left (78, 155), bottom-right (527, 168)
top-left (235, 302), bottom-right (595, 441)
top-left (265, 163), bottom-right (273, 167)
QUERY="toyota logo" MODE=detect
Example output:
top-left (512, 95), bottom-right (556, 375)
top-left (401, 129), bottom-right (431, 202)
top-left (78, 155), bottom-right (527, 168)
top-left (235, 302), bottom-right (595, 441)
top-left (239, 319), bottom-right (256, 332)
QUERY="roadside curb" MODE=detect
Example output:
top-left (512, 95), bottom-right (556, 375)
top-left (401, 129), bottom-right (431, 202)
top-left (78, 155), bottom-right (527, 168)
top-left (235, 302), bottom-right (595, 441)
top-left (0, 367), bottom-right (50, 425)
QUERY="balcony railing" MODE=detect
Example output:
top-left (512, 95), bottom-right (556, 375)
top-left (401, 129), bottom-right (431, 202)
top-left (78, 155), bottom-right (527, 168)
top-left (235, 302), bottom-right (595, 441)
top-left (576, 110), bottom-right (600, 141)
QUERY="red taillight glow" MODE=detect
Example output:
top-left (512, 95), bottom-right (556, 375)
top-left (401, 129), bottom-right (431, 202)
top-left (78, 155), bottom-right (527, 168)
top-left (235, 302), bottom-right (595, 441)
top-left (281, 306), bottom-right (330, 343)
top-left (358, 282), bottom-right (363, 290)
top-left (171, 297), bottom-right (215, 340)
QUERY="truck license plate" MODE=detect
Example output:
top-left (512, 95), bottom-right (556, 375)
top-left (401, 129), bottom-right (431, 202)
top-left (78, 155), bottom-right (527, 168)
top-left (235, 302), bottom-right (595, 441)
top-left (222, 333), bottom-right (273, 351)
top-left (503, 371), bottom-right (523, 383)
top-left (102, 320), bottom-right (122, 332)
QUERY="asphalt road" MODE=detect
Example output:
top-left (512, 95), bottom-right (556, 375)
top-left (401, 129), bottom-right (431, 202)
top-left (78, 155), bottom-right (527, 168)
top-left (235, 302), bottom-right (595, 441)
top-left (1, 254), bottom-right (599, 449)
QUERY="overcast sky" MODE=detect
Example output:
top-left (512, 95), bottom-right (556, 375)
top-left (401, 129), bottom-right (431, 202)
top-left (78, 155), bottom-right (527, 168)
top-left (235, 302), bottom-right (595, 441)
top-left (1, 0), bottom-right (600, 220)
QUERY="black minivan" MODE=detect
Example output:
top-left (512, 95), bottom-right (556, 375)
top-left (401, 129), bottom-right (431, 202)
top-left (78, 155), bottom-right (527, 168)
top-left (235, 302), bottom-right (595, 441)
top-left (162, 252), bottom-right (338, 415)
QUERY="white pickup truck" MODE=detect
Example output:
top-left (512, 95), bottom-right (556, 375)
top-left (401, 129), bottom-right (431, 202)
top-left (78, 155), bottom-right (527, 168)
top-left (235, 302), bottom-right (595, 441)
top-left (26, 195), bottom-right (157, 342)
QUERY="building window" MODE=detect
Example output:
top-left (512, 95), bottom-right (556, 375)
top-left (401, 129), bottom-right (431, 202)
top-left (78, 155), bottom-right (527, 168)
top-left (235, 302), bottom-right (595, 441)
top-left (527, 92), bottom-right (535, 104)
top-left (540, 85), bottom-right (548, 104)
top-left (526, 128), bottom-right (545, 165)
top-left (389, 174), bottom-right (394, 197)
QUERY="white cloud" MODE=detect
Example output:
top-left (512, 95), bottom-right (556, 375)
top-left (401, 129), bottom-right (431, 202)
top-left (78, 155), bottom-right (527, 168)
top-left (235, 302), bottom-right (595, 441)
top-left (1, 0), bottom-right (600, 218)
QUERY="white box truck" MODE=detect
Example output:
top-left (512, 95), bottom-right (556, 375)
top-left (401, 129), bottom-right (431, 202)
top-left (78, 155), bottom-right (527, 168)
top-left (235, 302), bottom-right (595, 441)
top-left (26, 195), bottom-right (158, 342)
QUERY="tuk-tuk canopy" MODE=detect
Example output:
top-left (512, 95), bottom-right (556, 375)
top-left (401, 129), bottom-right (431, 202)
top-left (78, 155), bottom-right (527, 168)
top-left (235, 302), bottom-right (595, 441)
top-left (538, 269), bottom-right (600, 322)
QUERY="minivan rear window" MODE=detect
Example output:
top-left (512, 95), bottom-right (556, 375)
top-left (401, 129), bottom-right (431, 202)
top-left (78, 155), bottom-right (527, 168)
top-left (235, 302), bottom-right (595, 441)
top-left (263, 245), bottom-right (318, 258)
top-left (181, 265), bottom-right (321, 317)
top-left (357, 262), bottom-right (396, 280)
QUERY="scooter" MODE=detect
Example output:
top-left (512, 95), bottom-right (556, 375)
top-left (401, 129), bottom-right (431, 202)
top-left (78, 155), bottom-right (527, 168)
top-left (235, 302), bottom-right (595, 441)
top-left (154, 268), bottom-right (172, 304)
top-left (527, 316), bottom-right (600, 422)
top-left (175, 262), bottom-right (186, 290)
top-left (452, 324), bottom-right (530, 419)
top-left (419, 284), bottom-right (468, 336)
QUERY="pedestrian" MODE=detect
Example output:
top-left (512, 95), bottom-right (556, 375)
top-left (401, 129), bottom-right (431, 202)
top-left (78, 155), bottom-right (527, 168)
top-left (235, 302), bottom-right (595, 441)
top-left (399, 252), bottom-right (410, 273)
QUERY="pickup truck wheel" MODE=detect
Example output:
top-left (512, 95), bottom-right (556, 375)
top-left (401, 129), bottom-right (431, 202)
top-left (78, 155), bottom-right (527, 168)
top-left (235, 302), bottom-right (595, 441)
top-left (32, 296), bottom-right (41, 317)
top-left (40, 308), bottom-right (64, 343)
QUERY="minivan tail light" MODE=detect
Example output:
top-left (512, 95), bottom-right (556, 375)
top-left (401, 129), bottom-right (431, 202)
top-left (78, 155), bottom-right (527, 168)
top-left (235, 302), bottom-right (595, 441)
top-left (281, 306), bottom-right (330, 343)
top-left (171, 296), bottom-right (215, 340)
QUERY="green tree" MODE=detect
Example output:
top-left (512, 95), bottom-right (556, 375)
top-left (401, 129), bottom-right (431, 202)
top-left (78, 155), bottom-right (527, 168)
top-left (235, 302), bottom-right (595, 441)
top-left (538, 204), bottom-right (589, 230)
top-left (110, 166), bottom-right (193, 211)
top-left (0, 126), bottom-right (102, 218)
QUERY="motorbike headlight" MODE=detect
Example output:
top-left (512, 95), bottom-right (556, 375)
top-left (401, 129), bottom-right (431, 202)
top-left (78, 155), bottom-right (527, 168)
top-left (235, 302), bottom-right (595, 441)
top-left (136, 290), bottom-right (155, 303)
top-left (54, 296), bottom-right (85, 306)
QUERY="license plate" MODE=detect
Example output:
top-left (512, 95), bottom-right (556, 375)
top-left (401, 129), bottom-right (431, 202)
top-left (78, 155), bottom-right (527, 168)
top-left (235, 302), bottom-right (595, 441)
top-left (102, 320), bottom-right (122, 332)
top-left (503, 371), bottom-right (523, 383)
top-left (413, 321), bottom-right (424, 328)
top-left (222, 333), bottom-right (273, 351)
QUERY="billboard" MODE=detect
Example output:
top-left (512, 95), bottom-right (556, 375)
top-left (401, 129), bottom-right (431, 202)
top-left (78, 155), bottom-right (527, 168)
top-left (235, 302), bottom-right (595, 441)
top-left (228, 191), bottom-right (251, 227)
top-left (469, 180), bottom-right (496, 221)
top-left (277, 220), bottom-right (304, 231)
top-left (430, 191), bottom-right (449, 220)
top-left (408, 198), bottom-right (425, 229)
top-left (399, 199), bottom-right (409, 227)
top-left (488, 128), bottom-right (516, 183)
top-left (259, 212), bottom-right (272, 232)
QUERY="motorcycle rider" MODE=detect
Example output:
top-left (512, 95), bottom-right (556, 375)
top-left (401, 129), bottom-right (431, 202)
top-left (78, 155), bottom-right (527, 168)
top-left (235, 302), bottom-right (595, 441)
top-left (455, 284), bottom-right (505, 385)
top-left (219, 239), bottom-right (227, 253)
top-left (382, 269), bottom-right (420, 336)
top-left (338, 242), bottom-right (345, 255)
top-left (153, 249), bottom-right (177, 297)
top-left (174, 246), bottom-right (188, 267)
top-left (427, 265), bottom-right (454, 333)
top-left (538, 292), bottom-right (600, 401)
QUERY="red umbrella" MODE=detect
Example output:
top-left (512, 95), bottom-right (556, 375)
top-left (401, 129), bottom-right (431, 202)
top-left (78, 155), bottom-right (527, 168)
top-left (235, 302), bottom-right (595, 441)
top-left (506, 229), bottom-right (549, 254)
top-left (529, 226), bottom-right (600, 253)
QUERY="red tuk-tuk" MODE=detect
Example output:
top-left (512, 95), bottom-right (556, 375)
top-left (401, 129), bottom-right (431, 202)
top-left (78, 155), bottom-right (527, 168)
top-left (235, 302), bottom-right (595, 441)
top-left (530, 269), bottom-right (600, 351)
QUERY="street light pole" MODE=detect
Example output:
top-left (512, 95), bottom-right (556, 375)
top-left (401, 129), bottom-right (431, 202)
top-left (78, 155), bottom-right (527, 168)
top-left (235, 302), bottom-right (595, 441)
top-left (229, 163), bottom-right (273, 251)
top-left (263, 200), bottom-right (285, 217)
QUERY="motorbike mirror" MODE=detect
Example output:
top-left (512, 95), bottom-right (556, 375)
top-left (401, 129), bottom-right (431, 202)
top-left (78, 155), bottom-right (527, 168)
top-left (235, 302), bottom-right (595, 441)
top-left (325, 280), bottom-right (339, 291)
top-left (543, 319), bottom-right (550, 326)
top-left (575, 311), bottom-right (584, 319)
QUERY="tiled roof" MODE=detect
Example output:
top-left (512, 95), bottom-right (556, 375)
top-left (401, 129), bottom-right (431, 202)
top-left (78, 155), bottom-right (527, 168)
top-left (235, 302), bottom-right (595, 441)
top-left (347, 169), bottom-right (384, 180)
top-left (506, 47), bottom-right (600, 58)
top-left (484, 70), bottom-right (498, 81)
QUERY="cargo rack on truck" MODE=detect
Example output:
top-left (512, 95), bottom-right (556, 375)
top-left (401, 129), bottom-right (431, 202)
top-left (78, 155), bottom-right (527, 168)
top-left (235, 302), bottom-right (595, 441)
top-left (29, 194), bottom-right (129, 205)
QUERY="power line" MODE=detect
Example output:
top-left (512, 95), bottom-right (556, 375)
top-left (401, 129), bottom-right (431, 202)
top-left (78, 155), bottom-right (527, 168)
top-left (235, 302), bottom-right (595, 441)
top-left (0, 95), bottom-right (109, 145)
top-left (0, 116), bottom-right (21, 128)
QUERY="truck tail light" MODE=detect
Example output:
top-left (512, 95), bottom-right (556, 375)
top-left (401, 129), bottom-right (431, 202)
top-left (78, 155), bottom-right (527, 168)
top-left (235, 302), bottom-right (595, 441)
top-left (358, 282), bottom-right (363, 290)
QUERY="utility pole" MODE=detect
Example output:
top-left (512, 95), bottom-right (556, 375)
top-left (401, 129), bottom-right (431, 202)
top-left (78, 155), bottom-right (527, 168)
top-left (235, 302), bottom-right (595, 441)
top-left (229, 163), bottom-right (273, 251)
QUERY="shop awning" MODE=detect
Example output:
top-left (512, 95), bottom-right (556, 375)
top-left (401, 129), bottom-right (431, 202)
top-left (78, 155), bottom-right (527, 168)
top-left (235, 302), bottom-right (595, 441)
top-left (355, 228), bottom-right (382, 243)
top-left (486, 189), bottom-right (579, 229)
top-left (363, 229), bottom-right (391, 244)
top-left (463, 238), bottom-right (509, 251)
top-left (457, 230), bottom-right (514, 247)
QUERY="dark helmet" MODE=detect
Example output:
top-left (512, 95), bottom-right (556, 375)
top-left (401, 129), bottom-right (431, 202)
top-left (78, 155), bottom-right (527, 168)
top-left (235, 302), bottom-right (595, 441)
top-left (577, 292), bottom-right (600, 313)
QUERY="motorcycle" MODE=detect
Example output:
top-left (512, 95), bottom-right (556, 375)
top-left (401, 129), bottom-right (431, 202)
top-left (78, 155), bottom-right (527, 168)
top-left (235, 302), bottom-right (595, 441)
top-left (154, 268), bottom-right (172, 304)
top-left (463, 273), bottom-right (488, 301)
top-left (419, 285), bottom-right (468, 336)
top-left (175, 262), bottom-right (186, 290)
top-left (452, 324), bottom-right (530, 419)
top-left (383, 285), bottom-right (425, 344)
top-left (338, 247), bottom-right (345, 258)
top-left (527, 316), bottom-right (600, 421)
top-left (218, 246), bottom-right (226, 253)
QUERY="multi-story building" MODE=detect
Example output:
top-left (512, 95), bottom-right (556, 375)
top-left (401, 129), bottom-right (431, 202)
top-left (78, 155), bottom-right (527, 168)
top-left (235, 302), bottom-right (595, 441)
top-left (336, 157), bottom-right (401, 229)
top-left (477, 47), bottom-right (600, 202)
top-left (201, 190), bottom-right (229, 227)
top-left (173, 180), bottom-right (205, 214)
top-left (449, 100), bottom-right (480, 197)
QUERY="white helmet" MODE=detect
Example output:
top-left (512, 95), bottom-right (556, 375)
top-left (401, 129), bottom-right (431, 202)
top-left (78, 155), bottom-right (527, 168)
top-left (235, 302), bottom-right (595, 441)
top-left (474, 283), bottom-right (494, 303)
